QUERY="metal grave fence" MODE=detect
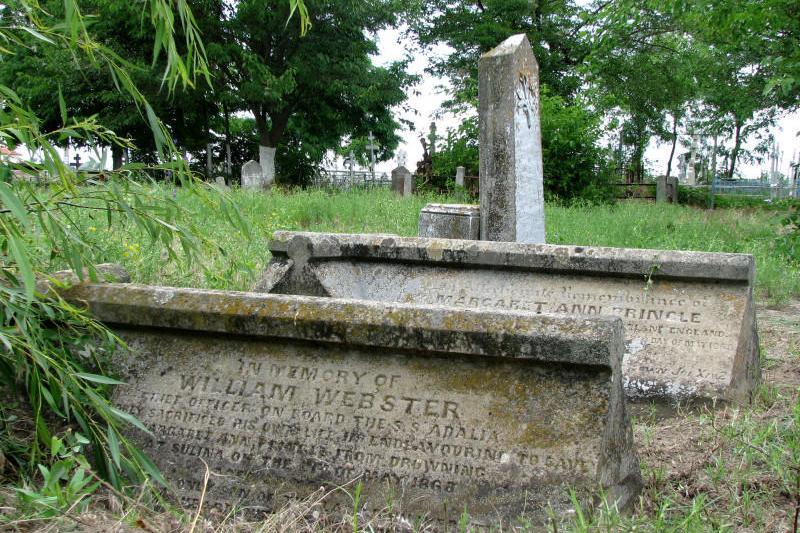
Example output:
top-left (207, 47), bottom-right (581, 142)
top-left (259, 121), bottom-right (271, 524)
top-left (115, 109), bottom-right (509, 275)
top-left (312, 169), bottom-right (391, 189)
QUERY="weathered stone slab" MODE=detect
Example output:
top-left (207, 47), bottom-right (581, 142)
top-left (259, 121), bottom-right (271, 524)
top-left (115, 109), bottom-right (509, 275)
top-left (65, 283), bottom-right (640, 528)
top-left (256, 231), bottom-right (760, 404)
top-left (391, 166), bottom-right (412, 196)
top-left (213, 176), bottom-right (228, 189)
top-left (656, 176), bottom-right (678, 204)
top-left (418, 203), bottom-right (480, 240)
top-left (479, 34), bottom-right (545, 243)
top-left (241, 160), bottom-right (263, 189)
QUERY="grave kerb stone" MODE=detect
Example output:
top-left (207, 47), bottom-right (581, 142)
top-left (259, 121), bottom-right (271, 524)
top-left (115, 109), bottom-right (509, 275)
top-left (63, 282), bottom-right (642, 527)
top-left (256, 231), bottom-right (759, 404)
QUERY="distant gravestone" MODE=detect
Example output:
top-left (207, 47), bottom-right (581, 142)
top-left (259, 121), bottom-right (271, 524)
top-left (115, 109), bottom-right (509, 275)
top-left (241, 160), bottom-right (264, 189)
top-left (455, 166), bottom-right (465, 187)
top-left (479, 34), bottom-right (545, 243)
top-left (391, 166), bottom-right (412, 196)
top-left (256, 231), bottom-right (760, 404)
top-left (656, 176), bottom-right (667, 203)
top-left (418, 204), bottom-right (480, 240)
top-left (667, 176), bottom-right (678, 203)
top-left (656, 176), bottom-right (678, 204)
top-left (214, 176), bottom-right (228, 189)
top-left (64, 282), bottom-right (641, 527)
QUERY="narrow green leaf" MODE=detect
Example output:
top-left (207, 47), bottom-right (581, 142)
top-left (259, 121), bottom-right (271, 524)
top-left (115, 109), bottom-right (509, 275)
top-left (8, 232), bottom-right (35, 299)
top-left (75, 372), bottom-right (125, 385)
top-left (19, 26), bottom-right (56, 45)
top-left (110, 406), bottom-right (153, 436)
top-left (0, 181), bottom-right (30, 229)
top-left (107, 426), bottom-right (121, 469)
top-left (129, 446), bottom-right (167, 487)
top-left (58, 86), bottom-right (67, 126)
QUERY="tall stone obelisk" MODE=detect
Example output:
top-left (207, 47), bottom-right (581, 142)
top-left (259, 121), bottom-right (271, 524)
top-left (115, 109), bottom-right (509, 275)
top-left (479, 34), bottom-right (545, 243)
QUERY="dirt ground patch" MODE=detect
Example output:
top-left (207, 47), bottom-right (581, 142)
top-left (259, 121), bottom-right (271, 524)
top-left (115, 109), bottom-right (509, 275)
top-left (629, 300), bottom-right (800, 531)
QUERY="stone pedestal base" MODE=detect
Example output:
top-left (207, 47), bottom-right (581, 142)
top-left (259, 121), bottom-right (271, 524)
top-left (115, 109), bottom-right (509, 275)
top-left (418, 203), bottom-right (480, 240)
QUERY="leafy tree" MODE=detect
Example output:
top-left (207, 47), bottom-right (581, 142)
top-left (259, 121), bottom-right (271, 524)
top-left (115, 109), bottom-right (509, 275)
top-left (431, 90), bottom-right (612, 201)
top-left (587, 0), bottom-right (797, 181)
top-left (412, 0), bottom-right (588, 108)
top-left (584, 2), bottom-right (699, 181)
top-left (665, 0), bottom-right (797, 179)
top-left (672, 0), bottom-right (799, 102)
top-left (0, 1), bottom-right (214, 169)
top-left (208, 0), bottom-right (414, 185)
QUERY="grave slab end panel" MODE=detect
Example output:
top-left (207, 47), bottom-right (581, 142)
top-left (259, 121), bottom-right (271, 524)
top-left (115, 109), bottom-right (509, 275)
top-left (110, 325), bottom-right (639, 527)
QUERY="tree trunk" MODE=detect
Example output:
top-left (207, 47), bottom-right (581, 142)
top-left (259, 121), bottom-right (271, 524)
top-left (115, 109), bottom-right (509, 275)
top-left (223, 104), bottom-right (232, 176)
top-left (206, 142), bottom-right (213, 177)
top-left (255, 109), bottom-right (290, 188)
top-left (727, 119), bottom-right (742, 179)
top-left (111, 145), bottom-right (123, 170)
top-left (711, 135), bottom-right (718, 182)
top-left (665, 115), bottom-right (678, 178)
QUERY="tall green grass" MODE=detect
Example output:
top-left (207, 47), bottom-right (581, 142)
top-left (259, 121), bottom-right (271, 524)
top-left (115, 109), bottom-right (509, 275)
top-left (548, 201), bottom-right (798, 303)
top-left (43, 186), bottom-right (798, 303)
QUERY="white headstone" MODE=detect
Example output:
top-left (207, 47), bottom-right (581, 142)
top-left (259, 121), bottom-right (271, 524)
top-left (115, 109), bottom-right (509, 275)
top-left (259, 146), bottom-right (276, 188)
top-left (455, 166), bottom-right (466, 187)
top-left (241, 160), bottom-right (263, 189)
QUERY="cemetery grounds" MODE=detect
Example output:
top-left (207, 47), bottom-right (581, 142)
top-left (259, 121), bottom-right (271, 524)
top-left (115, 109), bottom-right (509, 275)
top-left (1, 186), bottom-right (800, 531)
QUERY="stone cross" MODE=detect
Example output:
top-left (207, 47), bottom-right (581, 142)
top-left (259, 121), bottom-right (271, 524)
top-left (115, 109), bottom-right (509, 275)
top-left (366, 131), bottom-right (380, 173)
top-left (72, 153), bottom-right (82, 170)
top-left (396, 149), bottom-right (407, 168)
top-left (479, 34), bottom-right (545, 243)
top-left (241, 160), bottom-right (263, 189)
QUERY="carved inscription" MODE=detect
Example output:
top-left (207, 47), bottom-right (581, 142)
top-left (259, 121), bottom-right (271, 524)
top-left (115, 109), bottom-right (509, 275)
top-left (113, 330), bottom-right (608, 521)
top-left (314, 263), bottom-right (749, 399)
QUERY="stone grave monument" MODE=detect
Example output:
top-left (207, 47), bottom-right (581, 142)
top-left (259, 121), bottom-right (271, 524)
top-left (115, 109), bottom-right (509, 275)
top-left (418, 34), bottom-right (545, 242)
top-left (418, 204), bottom-right (480, 240)
top-left (63, 282), bottom-right (642, 527)
top-left (256, 231), bottom-right (760, 405)
top-left (391, 165), bottom-right (412, 196)
top-left (656, 176), bottom-right (678, 203)
top-left (479, 34), bottom-right (545, 243)
top-left (241, 160), bottom-right (265, 189)
top-left (455, 166), bottom-right (465, 187)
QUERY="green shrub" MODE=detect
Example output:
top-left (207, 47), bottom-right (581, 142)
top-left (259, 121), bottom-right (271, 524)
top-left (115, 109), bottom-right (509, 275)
top-left (429, 87), bottom-right (615, 202)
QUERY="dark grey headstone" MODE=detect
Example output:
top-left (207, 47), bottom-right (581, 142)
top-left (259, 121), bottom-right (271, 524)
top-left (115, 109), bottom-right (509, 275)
top-left (391, 166), bottom-right (412, 196)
